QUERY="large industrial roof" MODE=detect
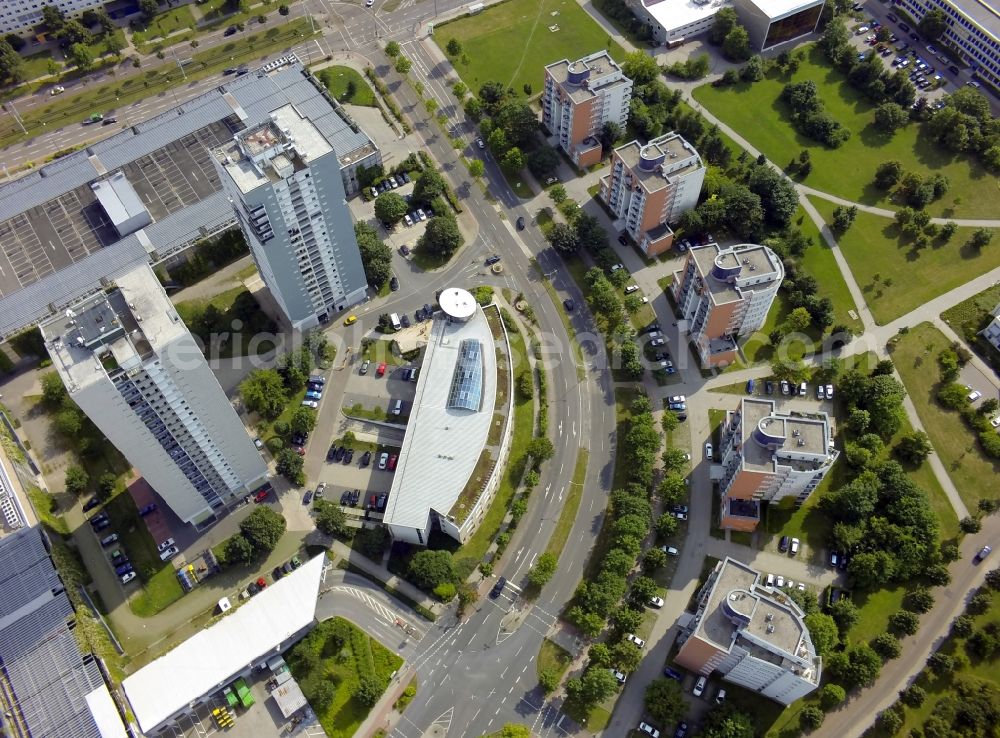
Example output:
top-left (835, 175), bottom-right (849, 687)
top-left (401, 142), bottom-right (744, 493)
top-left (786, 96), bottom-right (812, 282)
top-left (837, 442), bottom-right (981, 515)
top-left (121, 554), bottom-right (324, 734)
top-left (0, 56), bottom-right (376, 341)
top-left (0, 526), bottom-right (113, 738)
top-left (383, 308), bottom-right (498, 533)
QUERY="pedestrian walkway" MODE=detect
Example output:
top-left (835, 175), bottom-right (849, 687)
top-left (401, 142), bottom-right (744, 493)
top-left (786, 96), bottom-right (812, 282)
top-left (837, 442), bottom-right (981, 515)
top-left (800, 185), bottom-right (1000, 228)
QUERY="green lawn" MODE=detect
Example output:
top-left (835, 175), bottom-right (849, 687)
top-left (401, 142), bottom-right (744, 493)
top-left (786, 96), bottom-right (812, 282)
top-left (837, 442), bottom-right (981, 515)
top-left (103, 491), bottom-right (184, 617)
top-left (82, 29), bottom-right (127, 62)
top-left (285, 617), bottom-right (402, 738)
top-left (692, 44), bottom-right (997, 219)
top-left (434, 0), bottom-right (627, 97)
top-left (0, 18), bottom-right (316, 147)
top-left (941, 283), bottom-right (1000, 335)
top-left (740, 206), bottom-right (861, 363)
top-left (143, 4), bottom-right (197, 38)
top-left (536, 638), bottom-right (572, 682)
top-left (317, 66), bottom-right (377, 107)
top-left (889, 322), bottom-right (1000, 511)
top-left (811, 197), bottom-right (1000, 324)
top-left (174, 286), bottom-right (277, 358)
top-left (20, 50), bottom-right (58, 81)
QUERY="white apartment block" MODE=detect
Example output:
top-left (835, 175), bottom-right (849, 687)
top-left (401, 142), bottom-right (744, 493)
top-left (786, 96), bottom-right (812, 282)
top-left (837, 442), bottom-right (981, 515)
top-left (40, 264), bottom-right (268, 527)
top-left (716, 398), bottom-right (838, 531)
top-left (600, 132), bottom-right (706, 257)
top-left (213, 104), bottom-right (368, 331)
top-left (1, 0), bottom-right (106, 35)
top-left (673, 243), bottom-right (784, 367)
top-left (542, 51), bottom-right (633, 169)
top-left (893, 0), bottom-right (999, 92)
top-left (676, 557), bottom-right (821, 705)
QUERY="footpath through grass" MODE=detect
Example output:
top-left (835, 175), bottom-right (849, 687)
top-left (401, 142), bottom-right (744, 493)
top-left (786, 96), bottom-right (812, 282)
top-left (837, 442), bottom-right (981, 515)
top-left (433, 0), bottom-right (627, 97)
top-left (811, 197), bottom-right (1000, 324)
top-left (889, 322), bottom-right (1000, 511)
top-left (692, 44), bottom-right (996, 219)
top-left (285, 617), bottom-right (402, 738)
top-left (0, 17), bottom-right (317, 148)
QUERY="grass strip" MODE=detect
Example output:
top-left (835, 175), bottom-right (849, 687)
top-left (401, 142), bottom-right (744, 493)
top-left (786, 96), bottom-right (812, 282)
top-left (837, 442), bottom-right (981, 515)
top-left (544, 448), bottom-right (589, 559)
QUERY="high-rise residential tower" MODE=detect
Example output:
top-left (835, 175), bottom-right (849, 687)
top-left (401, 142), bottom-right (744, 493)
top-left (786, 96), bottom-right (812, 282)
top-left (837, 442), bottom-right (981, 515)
top-left (600, 132), bottom-right (706, 257)
top-left (541, 51), bottom-right (633, 169)
top-left (672, 242), bottom-right (784, 367)
top-left (40, 264), bottom-right (268, 527)
top-left (213, 104), bottom-right (368, 330)
top-left (676, 557), bottom-right (821, 705)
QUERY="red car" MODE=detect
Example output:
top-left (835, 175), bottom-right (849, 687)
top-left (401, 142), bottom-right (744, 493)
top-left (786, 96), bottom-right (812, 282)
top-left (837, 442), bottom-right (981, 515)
top-left (256, 577), bottom-right (267, 589)
top-left (388, 454), bottom-right (398, 471)
top-left (254, 489), bottom-right (270, 503)
top-left (376, 362), bottom-right (387, 377)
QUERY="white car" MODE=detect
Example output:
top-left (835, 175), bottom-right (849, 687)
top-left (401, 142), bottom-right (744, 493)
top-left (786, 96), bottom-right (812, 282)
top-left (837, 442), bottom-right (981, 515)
top-left (649, 596), bottom-right (664, 608)
top-left (404, 214), bottom-right (413, 227)
top-left (638, 722), bottom-right (661, 737)
top-left (611, 668), bottom-right (627, 684)
top-left (624, 284), bottom-right (640, 294)
top-left (790, 537), bottom-right (800, 555)
top-left (825, 384), bottom-right (834, 399)
top-left (693, 676), bottom-right (707, 697)
top-left (856, 25), bottom-right (869, 34)
top-left (610, 263), bottom-right (624, 272)
top-left (775, 575), bottom-right (785, 587)
top-left (669, 395), bottom-right (686, 403)
top-left (626, 633), bottom-right (646, 648)
top-left (50, 85), bottom-right (66, 95)
top-left (662, 545), bottom-right (679, 556)
top-left (159, 546), bottom-right (180, 561)
top-left (639, 296), bottom-right (649, 303)
top-left (120, 572), bottom-right (136, 584)
top-left (301, 400), bottom-right (319, 409)
top-left (785, 579), bottom-right (795, 589)
top-left (378, 452), bottom-right (389, 470)
top-left (476, 137), bottom-right (485, 149)
top-left (991, 416), bottom-right (1000, 428)
top-left (157, 538), bottom-right (176, 552)
top-left (673, 511), bottom-right (688, 521)
top-left (416, 208), bottom-right (427, 221)
top-left (649, 338), bottom-right (665, 347)
top-left (704, 441), bottom-right (713, 459)
top-left (967, 389), bottom-right (982, 402)
top-left (797, 582), bottom-right (806, 592)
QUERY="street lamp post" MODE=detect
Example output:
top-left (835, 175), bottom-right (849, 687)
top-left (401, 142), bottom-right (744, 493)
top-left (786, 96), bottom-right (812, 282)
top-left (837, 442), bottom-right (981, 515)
top-left (169, 46), bottom-right (186, 81)
top-left (3, 100), bottom-right (27, 134)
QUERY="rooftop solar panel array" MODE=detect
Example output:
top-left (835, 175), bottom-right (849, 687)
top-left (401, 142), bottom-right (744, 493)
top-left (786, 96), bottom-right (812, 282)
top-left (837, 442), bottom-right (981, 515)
top-left (0, 528), bottom-right (105, 738)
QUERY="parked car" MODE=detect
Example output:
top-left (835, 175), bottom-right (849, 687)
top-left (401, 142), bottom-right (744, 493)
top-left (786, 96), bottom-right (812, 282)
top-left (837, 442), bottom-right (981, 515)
top-left (160, 546), bottom-right (179, 560)
top-left (378, 452), bottom-right (389, 470)
top-left (778, 535), bottom-right (790, 553)
top-left (624, 284), bottom-right (640, 294)
top-left (790, 537), bottom-right (800, 555)
top-left (798, 381), bottom-right (807, 397)
top-left (120, 572), bottom-right (136, 584)
top-left (649, 596), bottom-right (664, 608)
top-left (563, 299), bottom-right (575, 311)
top-left (967, 389), bottom-right (982, 402)
top-left (626, 633), bottom-right (646, 648)
top-left (975, 545), bottom-right (992, 563)
top-left (301, 399), bottom-right (319, 409)
top-left (674, 722), bottom-right (689, 738)
top-left (662, 545), bottom-right (679, 556)
top-left (158, 538), bottom-right (176, 552)
top-left (100, 534), bottom-right (119, 547)
top-left (83, 496), bottom-right (101, 512)
top-left (114, 563), bottom-right (133, 576)
top-left (663, 667), bottom-right (683, 681)
top-left (360, 450), bottom-right (372, 467)
top-left (390, 276), bottom-right (400, 291)
top-left (360, 360), bottom-right (370, 375)
top-left (780, 379), bottom-right (790, 395)
top-left (704, 441), bottom-right (713, 459)
top-left (254, 488), bottom-right (270, 503)
top-left (638, 722), bottom-right (661, 737)
top-left (693, 676), bottom-right (707, 697)
top-left (303, 490), bottom-right (313, 504)
top-left (388, 454), bottom-right (398, 471)
top-left (343, 449), bottom-right (354, 464)
top-left (610, 669), bottom-right (627, 684)
top-left (377, 362), bottom-right (387, 377)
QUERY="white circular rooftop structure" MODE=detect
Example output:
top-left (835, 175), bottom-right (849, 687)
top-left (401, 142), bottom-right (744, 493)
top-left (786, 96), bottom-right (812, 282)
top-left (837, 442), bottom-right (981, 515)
top-left (438, 287), bottom-right (477, 321)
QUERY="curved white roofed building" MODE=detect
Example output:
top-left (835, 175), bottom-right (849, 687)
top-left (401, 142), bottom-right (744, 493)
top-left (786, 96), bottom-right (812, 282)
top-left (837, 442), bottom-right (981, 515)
top-left (383, 294), bottom-right (514, 545)
top-left (439, 287), bottom-right (478, 322)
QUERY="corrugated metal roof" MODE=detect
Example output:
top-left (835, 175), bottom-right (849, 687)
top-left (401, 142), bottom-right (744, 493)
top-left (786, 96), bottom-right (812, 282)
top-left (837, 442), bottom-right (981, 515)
top-left (0, 58), bottom-right (375, 340)
top-left (383, 310), bottom-right (498, 532)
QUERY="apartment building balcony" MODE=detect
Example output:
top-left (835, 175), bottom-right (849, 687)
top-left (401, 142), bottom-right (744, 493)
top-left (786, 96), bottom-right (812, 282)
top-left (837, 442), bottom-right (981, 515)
top-left (720, 496), bottom-right (760, 532)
